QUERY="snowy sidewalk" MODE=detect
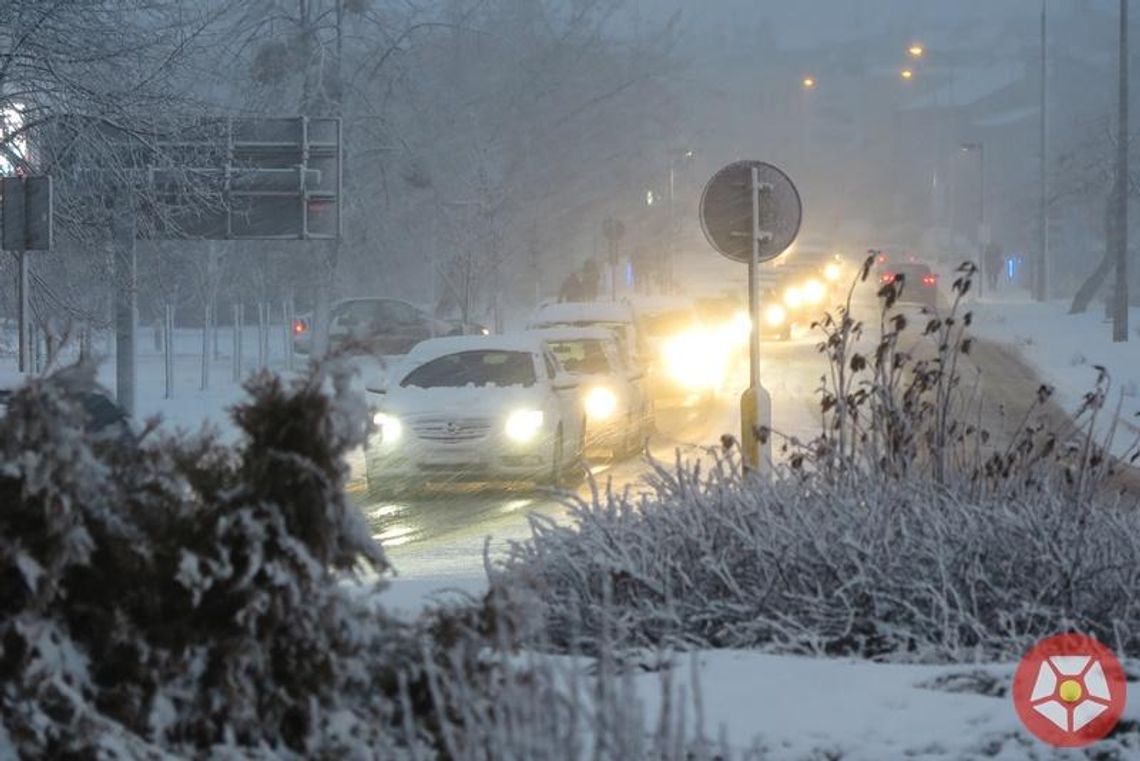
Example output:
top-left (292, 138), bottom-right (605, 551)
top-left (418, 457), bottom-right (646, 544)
top-left (966, 293), bottom-right (1140, 440)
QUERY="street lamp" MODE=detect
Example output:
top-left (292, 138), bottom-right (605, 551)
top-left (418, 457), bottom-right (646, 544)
top-left (900, 68), bottom-right (915, 81)
top-left (665, 149), bottom-right (694, 293)
top-left (961, 142), bottom-right (987, 296)
top-left (802, 76), bottom-right (817, 89)
top-left (908, 43), bottom-right (925, 59)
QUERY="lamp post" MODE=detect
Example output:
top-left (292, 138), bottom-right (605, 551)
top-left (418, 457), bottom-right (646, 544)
top-left (1037, 0), bottom-right (1050, 302)
top-left (665, 149), bottom-right (693, 294)
top-left (1112, 0), bottom-right (1129, 341)
top-left (961, 142), bottom-right (986, 296)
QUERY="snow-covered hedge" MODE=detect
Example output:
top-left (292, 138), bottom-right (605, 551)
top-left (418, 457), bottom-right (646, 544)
top-left (497, 461), bottom-right (1140, 661)
top-left (0, 365), bottom-right (731, 759)
top-left (495, 263), bottom-right (1140, 662)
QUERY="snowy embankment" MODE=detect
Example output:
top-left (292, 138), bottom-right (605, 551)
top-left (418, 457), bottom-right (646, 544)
top-left (970, 298), bottom-right (1140, 414)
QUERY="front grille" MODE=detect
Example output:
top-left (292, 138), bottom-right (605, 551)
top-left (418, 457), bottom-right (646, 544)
top-left (412, 417), bottom-right (492, 442)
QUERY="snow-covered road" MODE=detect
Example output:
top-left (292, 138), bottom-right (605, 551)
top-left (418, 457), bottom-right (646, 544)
top-left (348, 335), bottom-right (828, 609)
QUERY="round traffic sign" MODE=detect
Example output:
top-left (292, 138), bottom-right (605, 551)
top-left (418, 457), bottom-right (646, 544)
top-left (1012, 633), bottom-right (1126, 748)
top-left (699, 161), bottom-right (801, 264)
top-left (602, 217), bottom-right (625, 242)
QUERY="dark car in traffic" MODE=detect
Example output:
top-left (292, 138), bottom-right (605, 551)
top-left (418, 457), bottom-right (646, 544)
top-left (293, 298), bottom-right (489, 356)
top-left (878, 262), bottom-right (939, 309)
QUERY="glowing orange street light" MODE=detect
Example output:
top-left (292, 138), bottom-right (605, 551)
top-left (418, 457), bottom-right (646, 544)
top-left (908, 43), bottom-right (925, 58)
top-left (802, 76), bottom-right (817, 89)
top-left (900, 68), bottom-right (915, 81)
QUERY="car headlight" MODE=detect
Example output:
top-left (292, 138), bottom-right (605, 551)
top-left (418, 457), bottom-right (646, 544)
top-left (505, 409), bottom-right (545, 443)
top-left (823, 262), bottom-right (842, 282)
top-left (783, 286), bottom-right (803, 309)
top-left (372, 412), bottom-right (403, 444)
top-left (663, 330), bottom-right (729, 390)
top-left (585, 386), bottom-right (618, 420)
top-left (764, 303), bottom-right (787, 327)
top-left (802, 278), bottom-right (826, 305)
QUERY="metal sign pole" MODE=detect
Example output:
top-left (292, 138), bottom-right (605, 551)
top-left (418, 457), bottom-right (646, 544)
top-left (743, 166), bottom-right (773, 474)
top-left (17, 251), bottom-right (29, 373)
top-left (699, 160), bottom-right (799, 474)
top-left (749, 166), bottom-right (761, 397)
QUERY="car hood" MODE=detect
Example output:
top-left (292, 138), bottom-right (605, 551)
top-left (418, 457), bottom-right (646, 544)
top-left (375, 385), bottom-right (547, 417)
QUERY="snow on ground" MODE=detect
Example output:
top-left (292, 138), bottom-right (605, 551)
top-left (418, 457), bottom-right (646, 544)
top-left (966, 290), bottom-right (1140, 445)
top-left (625, 650), bottom-right (1139, 759)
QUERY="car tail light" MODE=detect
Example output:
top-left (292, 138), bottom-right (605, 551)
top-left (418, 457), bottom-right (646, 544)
top-left (292, 319), bottom-right (308, 335)
top-left (880, 272), bottom-right (896, 283)
top-left (922, 274), bottom-right (937, 287)
top-left (876, 254), bottom-right (888, 265)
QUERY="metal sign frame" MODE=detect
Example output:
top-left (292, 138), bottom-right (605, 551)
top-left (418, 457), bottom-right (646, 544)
top-left (146, 116), bottom-right (342, 241)
top-left (699, 161), bottom-right (802, 473)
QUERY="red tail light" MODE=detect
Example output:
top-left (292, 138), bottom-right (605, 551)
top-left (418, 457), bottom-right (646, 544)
top-left (292, 319), bottom-right (308, 335)
top-left (880, 273), bottom-right (896, 283)
top-left (921, 274), bottom-right (937, 287)
top-left (877, 254), bottom-right (888, 264)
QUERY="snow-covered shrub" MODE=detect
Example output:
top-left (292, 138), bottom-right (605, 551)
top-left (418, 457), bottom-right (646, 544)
top-left (495, 262), bottom-right (1140, 663)
top-left (498, 454), bottom-right (1140, 662)
top-left (0, 363), bottom-right (408, 756)
top-left (782, 259), bottom-right (1137, 499)
top-left (0, 363), bottom-right (724, 759)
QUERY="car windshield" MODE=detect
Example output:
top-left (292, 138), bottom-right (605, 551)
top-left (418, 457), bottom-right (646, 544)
top-left (546, 339), bottom-right (612, 375)
top-left (400, 350), bottom-right (536, 388)
top-left (540, 320), bottom-right (630, 355)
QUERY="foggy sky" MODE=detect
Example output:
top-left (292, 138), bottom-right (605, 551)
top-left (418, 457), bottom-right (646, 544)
top-left (629, 0), bottom-right (1045, 47)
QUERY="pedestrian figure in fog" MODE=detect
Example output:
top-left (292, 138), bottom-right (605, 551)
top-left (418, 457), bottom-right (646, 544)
top-left (581, 258), bottom-right (600, 301)
top-left (985, 243), bottom-right (1003, 292)
top-left (559, 269), bottom-right (585, 302)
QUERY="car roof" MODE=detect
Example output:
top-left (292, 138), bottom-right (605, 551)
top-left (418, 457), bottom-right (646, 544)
top-left (528, 301), bottom-right (635, 325)
top-left (525, 327), bottom-right (617, 343)
top-left (334, 297), bottom-right (417, 307)
top-left (404, 334), bottom-right (547, 364)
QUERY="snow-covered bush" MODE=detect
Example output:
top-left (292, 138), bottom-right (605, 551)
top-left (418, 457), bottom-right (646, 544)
top-left (0, 363), bottom-right (735, 759)
top-left (497, 462), bottom-right (1140, 661)
top-left (494, 261), bottom-right (1140, 663)
top-left (0, 364), bottom-right (409, 756)
top-left (783, 259), bottom-right (1137, 498)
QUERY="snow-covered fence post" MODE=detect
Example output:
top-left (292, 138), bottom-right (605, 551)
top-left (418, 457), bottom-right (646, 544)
top-left (163, 304), bottom-right (174, 399)
top-left (257, 302), bottom-right (268, 369)
top-left (200, 299), bottom-right (210, 391)
top-left (32, 325), bottom-right (43, 373)
top-left (232, 303), bottom-right (244, 383)
top-left (78, 322), bottom-right (91, 364)
top-left (283, 299), bottom-right (295, 371)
